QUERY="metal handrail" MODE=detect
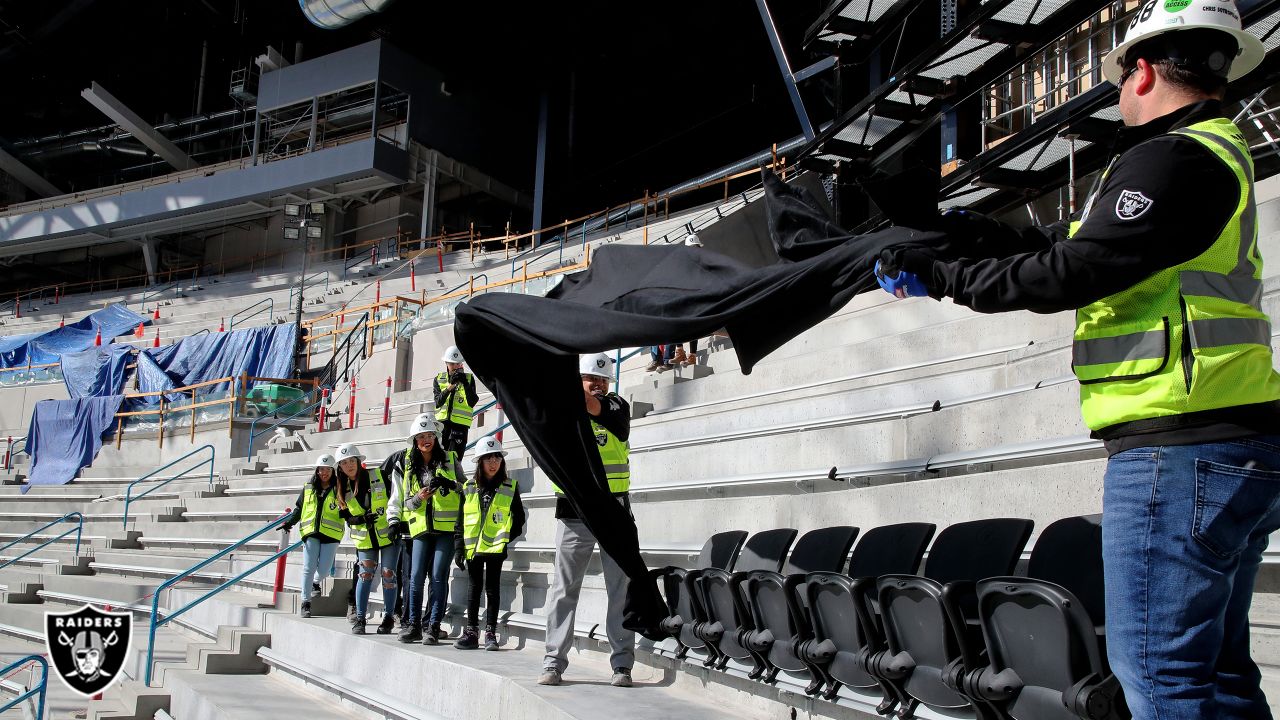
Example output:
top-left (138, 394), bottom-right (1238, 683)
top-left (122, 445), bottom-right (216, 528)
top-left (0, 511), bottom-right (84, 571)
top-left (248, 398), bottom-right (322, 451)
top-left (4, 436), bottom-right (26, 472)
top-left (139, 280), bottom-right (180, 311)
top-left (472, 399), bottom-right (497, 416)
top-left (464, 422), bottom-right (510, 452)
top-left (614, 347), bottom-right (644, 385)
top-left (0, 654), bottom-right (48, 719)
top-left (144, 511), bottom-right (301, 685)
top-left (229, 297), bottom-right (274, 330)
top-left (509, 236), bottom-right (566, 278)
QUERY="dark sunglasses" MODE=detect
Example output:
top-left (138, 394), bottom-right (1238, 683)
top-left (1118, 64), bottom-right (1139, 87)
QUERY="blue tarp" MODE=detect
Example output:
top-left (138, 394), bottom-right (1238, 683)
top-left (131, 323), bottom-right (298, 406)
top-left (61, 344), bottom-right (133, 398)
top-left (0, 304), bottom-right (146, 370)
top-left (23, 395), bottom-right (125, 491)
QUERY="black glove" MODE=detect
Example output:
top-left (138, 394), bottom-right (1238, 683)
top-left (453, 538), bottom-right (466, 570)
top-left (387, 520), bottom-right (404, 542)
top-left (280, 523), bottom-right (293, 533)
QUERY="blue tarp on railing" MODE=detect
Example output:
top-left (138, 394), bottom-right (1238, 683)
top-left (23, 395), bottom-right (125, 491)
top-left (131, 323), bottom-right (297, 405)
top-left (61, 344), bottom-right (133, 398)
top-left (0, 304), bottom-right (146, 370)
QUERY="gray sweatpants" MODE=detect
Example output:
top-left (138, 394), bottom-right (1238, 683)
top-left (543, 518), bottom-right (635, 672)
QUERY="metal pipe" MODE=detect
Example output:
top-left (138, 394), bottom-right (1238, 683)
top-left (299, 0), bottom-right (397, 29)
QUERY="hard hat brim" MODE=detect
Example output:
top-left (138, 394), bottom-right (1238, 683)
top-left (477, 450), bottom-right (508, 457)
top-left (1103, 24), bottom-right (1265, 84)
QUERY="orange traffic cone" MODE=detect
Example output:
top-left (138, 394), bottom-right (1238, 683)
top-left (153, 328), bottom-right (160, 348)
top-left (58, 318), bottom-right (64, 329)
top-left (218, 318), bottom-right (225, 332)
top-left (152, 307), bottom-right (160, 321)
top-left (93, 328), bottom-right (102, 346)
top-left (134, 322), bottom-right (145, 338)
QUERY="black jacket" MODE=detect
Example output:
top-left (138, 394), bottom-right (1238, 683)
top-left (434, 370), bottom-right (479, 418)
top-left (891, 100), bottom-right (1280, 450)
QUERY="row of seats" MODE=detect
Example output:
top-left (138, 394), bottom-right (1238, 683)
top-left (652, 516), bottom-right (1128, 720)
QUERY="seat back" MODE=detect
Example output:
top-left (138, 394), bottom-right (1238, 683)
top-left (783, 526), bottom-right (859, 575)
top-left (736, 527), bottom-right (799, 573)
top-left (697, 528), bottom-right (797, 662)
top-left (924, 517), bottom-right (1035, 584)
top-left (847, 522), bottom-right (936, 579)
top-left (1027, 514), bottom-right (1104, 625)
top-left (660, 530), bottom-right (748, 653)
top-left (700, 530), bottom-right (749, 571)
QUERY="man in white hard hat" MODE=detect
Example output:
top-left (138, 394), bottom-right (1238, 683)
top-left (435, 345), bottom-right (479, 455)
top-left (875, 2), bottom-right (1280, 716)
top-left (539, 352), bottom-right (636, 688)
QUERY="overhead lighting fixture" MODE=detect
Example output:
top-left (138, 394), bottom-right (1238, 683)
top-left (284, 204), bottom-right (301, 217)
top-left (306, 225), bottom-right (323, 238)
top-left (309, 202), bottom-right (326, 215)
top-left (283, 227), bottom-right (301, 239)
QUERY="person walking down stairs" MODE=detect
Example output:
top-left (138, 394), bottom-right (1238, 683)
top-left (280, 453), bottom-right (345, 619)
top-left (335, 442), bottom-right (400, 636)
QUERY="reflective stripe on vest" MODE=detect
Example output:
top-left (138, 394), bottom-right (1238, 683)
top-left (434, 372), bottom-right (474, 427)
top-left (462, 479), bottom-right (517, 559)
top-left (402, 448), bottom-right (461, 536)
top-left (1070, 118), bottom-right (1280, 430)
top-left (346, 471), bottom-right (391, 550)
top-left (300, 484), bottom-right (345, 542)
top-left (553, 413), bottom-right (629, 496)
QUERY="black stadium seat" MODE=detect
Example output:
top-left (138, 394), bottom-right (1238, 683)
top-left (693, 527), bottom-right (797, 670)
top-left (966, 514), bottom-right (1129, 720)
top-left (803, 522), bottom-right (937, 702)
top-left (652, 530), bottom-right (748, 658)
top-left (874, 517), bottom-right (1035, 719)
top-left (742, 525), bottom-right (860, 682)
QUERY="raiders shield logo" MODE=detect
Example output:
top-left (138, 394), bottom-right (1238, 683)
top-left (45, 604), bottom-right (131, 697)
top-left (1115, 189), bottom-right (1154, 220)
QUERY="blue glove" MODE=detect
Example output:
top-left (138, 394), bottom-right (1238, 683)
top-left (874, 259), bottom-right (928, 298)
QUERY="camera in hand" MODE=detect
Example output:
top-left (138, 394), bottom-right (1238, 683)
top-left (425, 474), bottom-right (457, 496)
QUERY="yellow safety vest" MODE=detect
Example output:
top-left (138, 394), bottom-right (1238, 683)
top-left (346, 470), bottom-right (391, 550)
top-left (553, 410), bottom-right (630, 496)
top-left (1071, 118), bottom-right (1280, 431)
top-left (435, 372), bottom-right (474, 427)
top-left (401, 448), bottom-right (461, 536)
top-left (461, 478), bottom-right (517, 559)
top-left (300, 484), bottom-right (344, 542)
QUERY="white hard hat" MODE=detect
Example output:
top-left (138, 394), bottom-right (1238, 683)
top-left (334, 443), bottom-right (365, 463)
top-left (684, 232), bottom-right (702, 247)
top-left (578, 352), bottom-right (614, 379)
top-left (1102, 0), bottom-right (1263, 84)
top-left (441, 345), bottom-right (464, 364)
top-left (407, 413), bottom-right (442, 442)
top-left (474, 436), bottom-right (507, 457)
top-left (314, 453), bottom-right (336, 468)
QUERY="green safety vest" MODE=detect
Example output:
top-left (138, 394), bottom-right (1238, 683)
top-left (1070, 118), bottom-right (1280, 431)
top-left (435, 372), bottom-right (474, 427)
top-left (300, 484), bottom-right (345, 542)
top-left (553, 412), bottom-right (630, 496)
top-left (345, 470), bottom-right (391, 550)
top-left (461, 478), bottom-right (517, 559)
top-left (400, 447), bottom-right (461, 536)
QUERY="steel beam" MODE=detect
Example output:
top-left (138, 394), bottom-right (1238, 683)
top-left (81, 82), bottom-right (197, 171)
top-left (0, 146), bottom-right (61, 197)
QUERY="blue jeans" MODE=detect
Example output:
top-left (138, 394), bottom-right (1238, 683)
top-left (354, 542), bottom-right (401, 620)
top-left (1104, 436), bottom-right (1280, 720)
top-left (409, 533), bottom-right (455, 628)
top-left (299, 536), bottom-right (339, 609)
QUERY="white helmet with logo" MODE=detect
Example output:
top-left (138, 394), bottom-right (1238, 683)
top-left (474, 436), bottom-right (507, 457)
top-left (314, 453), bottom-right (336, 468)
top-left (334, 443), bottom-right (365, 463)
top-left (441, 345), bottom-right (465, 364)
top-left (407, 413), bottom-right (442, 442)
top-left (578, 352), bottom-right (614, 379)
top-left (1102, 0), bottom-right (1264, 84)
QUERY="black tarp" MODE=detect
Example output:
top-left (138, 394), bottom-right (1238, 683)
top-left (454, 171), bottom-right (959, 636)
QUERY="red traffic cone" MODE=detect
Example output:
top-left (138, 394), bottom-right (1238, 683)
top-left (58, 318), bottom-right (64, 329)
top-left (153, 328), bottom-right (160, 348)
top-left (134, 322), bottom-right (145, 338)
top-left (153, 307), bottom-right (160, 321)
top-left (93, 328), bottom-right (102, 346)
top-left (218, 318), bottom-right (225, 333)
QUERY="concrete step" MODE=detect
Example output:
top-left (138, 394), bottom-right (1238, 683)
top-left (165, 670), bottom-right (368, 720)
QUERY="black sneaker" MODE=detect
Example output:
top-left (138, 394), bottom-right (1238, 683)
top-left (484, 626), bottom-right (499, 651)
top-left (346, 604), bottom-right (357, 625)
top-left (352, 616), bottom-right (367, 635)
top-left (455, 626), bottom-right (479, 650)
top-left (431, 624), bottom-right (446, 640)
top-left (300, 602), bottom-right (311, 619)
top-left (376, 615), bottom-right (395, 634)
top-left (398, 623), bottom-right (422, 643)
top-left (422, 632), bottom-right (439, 646)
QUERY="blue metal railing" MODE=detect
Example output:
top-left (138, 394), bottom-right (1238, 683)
top-left (139, 280), bottom-right (179, 312)
top-left (0, 654), bottom-right (48, 719)
top-left (509, 237), bottom-right (566, 278)
top-left (472, 399), bottom-right (497, 416)
top-left (122, 445), bottom-right (216, 528)
top-left (0, 512), bottom-right (83, 571)
top-left (145, 512), bottom-right (301, 686)
top-left (614, 347), bottom-right (644, 385)
top-left (248, 398), bottom-right (322, 452)
top-left (464, 422), bottom-right (510, 452)
top-left (229, 298), bottom-right (274, 330)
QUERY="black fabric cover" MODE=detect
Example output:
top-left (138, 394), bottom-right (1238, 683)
top-left (454, 171), bottom-right (955, 637)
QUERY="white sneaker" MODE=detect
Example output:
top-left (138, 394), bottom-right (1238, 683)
top-left (538, 668), bottom-right (562, 686)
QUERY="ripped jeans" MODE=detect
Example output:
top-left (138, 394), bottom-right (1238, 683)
top-left (354, 542), bottom-right (402, 620)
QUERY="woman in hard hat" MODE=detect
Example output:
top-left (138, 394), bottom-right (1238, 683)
top-left (280, 453), bottom-right (344, 618)
top-left (453, 437), bottom-right (524, 650)
top-left (435, 345), bottom-right (478, 455)
top-left (334, 442), bottom-right (400, 635)
top-left (386, 414), bottom-right (461, 644)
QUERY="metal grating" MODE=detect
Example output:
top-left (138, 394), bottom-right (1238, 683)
top-left (918, 36), bottom-right (1006, 79)
top-left (886, 89), bottom-right (932, 106)
top-left (1001, 135), bottom-right (1092, 172)
top-left (939, 186), bottom-right (999, 209)
top-left (834, 115), bottom-right (903, 146)
top-left (1245, 10), bottom-right (1280, 52)
top-left (1090, 105), bottom-right (1122, 121)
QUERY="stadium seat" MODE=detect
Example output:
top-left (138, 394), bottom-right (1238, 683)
top-left (802, 522), bottom-right (937, 703)
top-left (874, 517), bottom-right (1035, 719)
top-left (965, 514), bottom-right (1128, 720)
top-left (652, 529), bottom-right (748, 658)
top-left (693, 527), bottom-right (797, 670)
top-left (741, 525), bottom-right (860, 682)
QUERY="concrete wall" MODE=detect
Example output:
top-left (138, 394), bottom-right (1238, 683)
top-left (0, 381), bottom-right (68, 435)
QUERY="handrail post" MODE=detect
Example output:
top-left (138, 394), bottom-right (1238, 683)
top-left (189, 389), bottom-right (197, 442)
top-left (642, 191), bottom-right (650, 245)
top-left (0, 655), bottom-right (48, 720)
